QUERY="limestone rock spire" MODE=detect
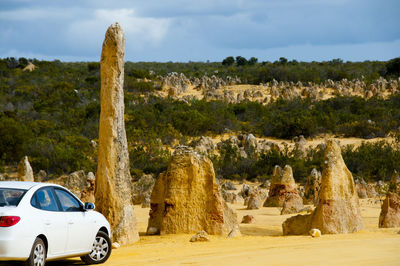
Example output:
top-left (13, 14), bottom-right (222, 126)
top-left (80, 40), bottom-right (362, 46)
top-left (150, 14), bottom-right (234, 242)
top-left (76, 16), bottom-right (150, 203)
top-left (95, 22), bottom-right (139, 245)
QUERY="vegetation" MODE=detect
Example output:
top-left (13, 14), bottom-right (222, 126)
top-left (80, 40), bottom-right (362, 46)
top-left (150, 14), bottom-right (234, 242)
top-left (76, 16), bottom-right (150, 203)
top-left (0, 57), bottom-right (399, 181)
top-left (213, 140), bottom-right (400, 184)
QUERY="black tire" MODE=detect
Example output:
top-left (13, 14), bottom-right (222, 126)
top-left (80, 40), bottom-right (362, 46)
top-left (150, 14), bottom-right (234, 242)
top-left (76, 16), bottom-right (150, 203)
top-left (81, 231), bottom-right (112, 265)
top-left (25, 237), bottom-right (46, 266)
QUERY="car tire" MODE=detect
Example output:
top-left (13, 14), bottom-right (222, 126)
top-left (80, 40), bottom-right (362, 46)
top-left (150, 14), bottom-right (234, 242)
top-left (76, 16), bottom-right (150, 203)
top-left (25, 237), bottom-right (46, 266)
top-left (81, 231), bottom-right (112, 265)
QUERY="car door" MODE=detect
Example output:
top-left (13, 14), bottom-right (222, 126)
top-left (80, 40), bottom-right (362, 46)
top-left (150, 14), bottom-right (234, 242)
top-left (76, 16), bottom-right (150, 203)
top-left (53, 188), bottom-right (95, 253)
top-left (31, 187), bottom-right (68, 256)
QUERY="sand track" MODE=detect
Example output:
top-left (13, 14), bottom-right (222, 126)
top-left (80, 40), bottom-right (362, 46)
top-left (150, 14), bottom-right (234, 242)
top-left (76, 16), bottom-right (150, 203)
top-left (53, 198), bottom-right (400, 265)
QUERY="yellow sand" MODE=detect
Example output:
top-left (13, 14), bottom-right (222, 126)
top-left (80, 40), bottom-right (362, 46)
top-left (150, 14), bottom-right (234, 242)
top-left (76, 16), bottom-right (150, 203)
top-left (58, 198), bottom-right (400, 265)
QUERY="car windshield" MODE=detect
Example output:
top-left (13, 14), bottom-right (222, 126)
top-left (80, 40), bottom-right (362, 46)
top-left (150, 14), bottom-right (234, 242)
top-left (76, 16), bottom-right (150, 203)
top-left (0, 188), bottom-right (27, 207)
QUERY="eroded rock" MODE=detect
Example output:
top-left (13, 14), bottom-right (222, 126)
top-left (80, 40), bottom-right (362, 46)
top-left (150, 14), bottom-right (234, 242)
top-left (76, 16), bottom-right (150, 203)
top-left (264, 165), bottom-right (303, 208)
top-left (147, 147), bottom-right (239, 236)
top-left (241, 215), bottom-right (255, 224)
top-left (95, 22), bottom-right (139, 245)
top-left (379, 192), bottom-right (400, 228)
top-left (282, 139), bottom-right (363, 235)
top-left (190, 231), bottom-right (210, 242)
top-left (17, 156), bottom-right (33, 182)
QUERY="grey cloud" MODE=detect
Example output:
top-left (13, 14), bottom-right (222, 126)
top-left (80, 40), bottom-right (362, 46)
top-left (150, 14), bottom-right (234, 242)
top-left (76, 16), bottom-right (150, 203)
top-left (0, 0), bottom-right (399, 62)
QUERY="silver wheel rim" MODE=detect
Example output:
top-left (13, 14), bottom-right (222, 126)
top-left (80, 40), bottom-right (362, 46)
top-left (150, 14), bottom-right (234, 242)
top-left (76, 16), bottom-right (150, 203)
top-left (89, 236), bottom-right (109, 261)
top-left (33, 243), bottom-right (45, 266)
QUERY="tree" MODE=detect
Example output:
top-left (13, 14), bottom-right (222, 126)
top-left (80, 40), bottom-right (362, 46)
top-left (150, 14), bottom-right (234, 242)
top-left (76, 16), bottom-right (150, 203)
top-left (248, 57), bottom-right (258, 65)
top-left (386, 57), bottom-right (400, 77)
top-left (236, 56), bottom-right (248, 66)
top-left (278, 57), bottom-right (288, 65)
top-left (222, 56), bottom-right (235, 66)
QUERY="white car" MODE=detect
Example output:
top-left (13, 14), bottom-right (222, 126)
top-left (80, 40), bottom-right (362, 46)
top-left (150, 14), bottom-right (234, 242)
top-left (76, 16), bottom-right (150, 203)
top-left (0, 181), bottom-right (112, 266)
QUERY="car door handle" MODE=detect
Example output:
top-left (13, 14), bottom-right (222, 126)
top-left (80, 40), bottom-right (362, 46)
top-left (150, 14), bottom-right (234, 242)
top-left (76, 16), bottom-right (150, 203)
top-left (44, 221), bottom-right (51, 225)
top-left (68, 221), bottom-right (74, 225)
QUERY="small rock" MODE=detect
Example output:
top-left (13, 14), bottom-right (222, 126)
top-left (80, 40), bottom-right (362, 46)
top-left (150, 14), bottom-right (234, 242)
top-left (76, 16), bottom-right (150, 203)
top-left (35, 170), bottom-right (48, 182)
top-left (146, 227), bottom-right (159, 235)
top-left (227, 225), bottom-right (241, 238)
top-left (87, 172), bottom-right (95, 181)
top-left (190, 230), bottom-right (210, 242)
top-left (112, 242), bottom-right (120, 249)
top-left (309, 228), bottom-right (321, 238)
top-left (222, 181), bottom-right (236, 191)
top-left (241, 215), bottom-right (255, 224)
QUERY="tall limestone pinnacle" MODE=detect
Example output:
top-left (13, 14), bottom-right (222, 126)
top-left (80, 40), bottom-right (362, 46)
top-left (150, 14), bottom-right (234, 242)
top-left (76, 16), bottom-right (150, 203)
top-left (95, 22), bottom-right (139, 245)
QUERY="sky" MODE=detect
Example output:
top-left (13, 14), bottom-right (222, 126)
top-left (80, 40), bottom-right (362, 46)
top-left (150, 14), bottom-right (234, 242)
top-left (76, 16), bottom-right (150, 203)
top-left (0, 0), bottom-right (399, 62)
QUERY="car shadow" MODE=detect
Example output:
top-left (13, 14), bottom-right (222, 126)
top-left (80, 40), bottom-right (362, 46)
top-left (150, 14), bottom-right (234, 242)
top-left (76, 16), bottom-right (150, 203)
top-left (0, 258), bottom-right (85, 265)
top-left (47, 259), bottom-right (85, 265)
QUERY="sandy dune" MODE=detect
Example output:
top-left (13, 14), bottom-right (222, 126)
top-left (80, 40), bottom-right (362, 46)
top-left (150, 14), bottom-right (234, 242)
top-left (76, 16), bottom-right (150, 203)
top-left (55, 198), bottom-right (400, 266)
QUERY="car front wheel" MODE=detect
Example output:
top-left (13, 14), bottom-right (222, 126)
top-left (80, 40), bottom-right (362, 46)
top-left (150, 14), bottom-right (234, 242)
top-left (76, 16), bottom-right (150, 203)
top-left (81, 231), bottom-right (112, 265)
top-left (25, 237), bottom-right (46, 266)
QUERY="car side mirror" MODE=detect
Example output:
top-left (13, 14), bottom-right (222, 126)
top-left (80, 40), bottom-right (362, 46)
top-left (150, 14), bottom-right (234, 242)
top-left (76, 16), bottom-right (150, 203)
top-left (84, 202), bottom-right (95, 211)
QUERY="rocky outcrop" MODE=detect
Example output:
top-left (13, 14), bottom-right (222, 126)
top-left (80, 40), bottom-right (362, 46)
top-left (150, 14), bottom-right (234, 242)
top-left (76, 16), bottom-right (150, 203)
top-left (293, 135), bottom-right (307, 158)
top-left (241, 215), bottom-right (255, 224)
top-left (247, 189), bottom-right (263, 210)
top-left (379, 192), bottom-right (400, 228)
top-left (192, 136), bottom-right (216, 155)
top-left (17, 156), bottom-right (34, 182)
top-left (22, 62), bottom-right (36, 72)
top-left (355, 177), bottom-right (368, 199)
top-left (281, 194), bottom-right (305, 215)
top-left (133, 174), bottom-right (155, 206)
top-left (155, 76), bottom-right (399, 105)
top-left (35, 170), bottom-right (47, 182)
top-left (366, 184), bottom-right (378, 198)
top-left (95, 23), bottom-right (139, 245)
top-left (264, 165), bottom-right (303, 208)
top-left (222, 190), bottom-right (238, 204)
top-left (147, 147), bottom-right (239, 236)
top-left (283, 139), bottom-right (363, 235)
top-left (65, 170), bottom-right (95, 201)
top-left (80, 172), bottom-right (95, 203)
top-left (221, 180), bottom-right (236, 191)
top-left (65, 170), bottom-right (84, 195)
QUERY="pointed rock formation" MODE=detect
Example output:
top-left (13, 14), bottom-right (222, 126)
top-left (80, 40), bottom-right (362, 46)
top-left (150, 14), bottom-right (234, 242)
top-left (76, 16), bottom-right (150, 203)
top-left (264, 165), bottom-right (303, 208)
top-left (355, 177), bottom-right (368, 199)
top-left (95, 23), bottom-right (139, 245)
top-left (17, 156), bottom-right (34, 182)
top-left (379, 192), bottom-right (400, 228)
top-left (389, 170), bottom-right (400, 193)
top-left (282, 139), bottom-right (363, 235)
top-left (247, 189), bottom-right (263, 210)
top-left (147, 147), bottom-right (239, 236)
top-left (303, 168), bottom-right (321, 205)
top-left (281, 194), bottom-right (304, 215)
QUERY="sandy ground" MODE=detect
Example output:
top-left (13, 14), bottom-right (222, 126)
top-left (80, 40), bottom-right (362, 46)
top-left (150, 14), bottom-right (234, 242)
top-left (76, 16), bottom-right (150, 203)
top-left (51, 198), bottom-right (400, 266)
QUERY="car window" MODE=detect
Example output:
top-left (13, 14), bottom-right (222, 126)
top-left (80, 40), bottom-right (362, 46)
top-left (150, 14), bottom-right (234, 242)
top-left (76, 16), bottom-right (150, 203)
top-left (34, 187), bottom-right (59, 211)
top-left (54, 189), bottom-right (81, 212)
top-left (0, 188), bottom-right (26, 207)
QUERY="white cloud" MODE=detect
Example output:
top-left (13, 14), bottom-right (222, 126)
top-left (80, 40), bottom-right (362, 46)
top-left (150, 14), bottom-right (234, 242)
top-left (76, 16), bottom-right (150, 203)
top-left (66, 8), bottom-right (171, 52)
